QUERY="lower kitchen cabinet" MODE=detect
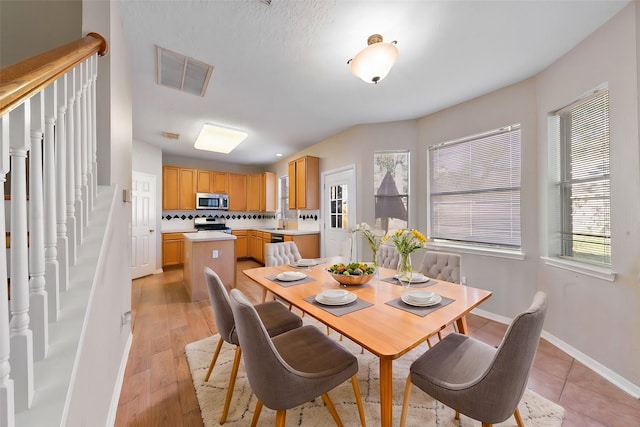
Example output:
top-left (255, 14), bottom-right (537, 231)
top-left (284, 234), bottom-right (320, 259)
top-left (162, 232), bottom-right (196, 267)
top-left (232, 230), bottom-right (248, 258)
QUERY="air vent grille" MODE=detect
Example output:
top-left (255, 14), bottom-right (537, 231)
top-left (156, 46), bottom-right (213, 97)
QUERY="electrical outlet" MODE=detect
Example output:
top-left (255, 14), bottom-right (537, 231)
top-left (212, 250), bottom-right (219, 258)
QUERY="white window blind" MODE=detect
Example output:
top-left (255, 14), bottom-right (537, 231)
top-left (429, 125), bottom-right (521, 247)
top-left (557, 89), bottom-right (610, 265)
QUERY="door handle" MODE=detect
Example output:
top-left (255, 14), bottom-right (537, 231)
top-left (149, 229), bottom-right (155, 233)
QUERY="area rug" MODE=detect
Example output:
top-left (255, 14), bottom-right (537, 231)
top-left (185, 318), bottom-right (565, 426)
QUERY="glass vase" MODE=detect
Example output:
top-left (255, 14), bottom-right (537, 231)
top-left (397, 252), bottom-right (413, 284)
top-left (372, 250), bottom-right (379, 278)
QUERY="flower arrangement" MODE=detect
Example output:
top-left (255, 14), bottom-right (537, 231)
top-left (382, 229), bottom-right (428, 280)
top-left (382, 229), bottom-right (428, 255)
top-left (355, 222), bottom-right (382, 267)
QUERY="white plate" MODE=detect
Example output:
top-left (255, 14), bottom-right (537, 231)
top-left (276, 272), bottom-right (307, 281)
top-left (319, 289), bottom-right (349, 302)
top-left (396, 273), bottom-right (430, 283)
top-left (401, 293), bottom-right (442, 307)
top-left (315, 292), bottom-right (357, 306)
top-left (405, 290), bottom-right (435, 303)
top-left (291, 260), bottom-right (319, 267)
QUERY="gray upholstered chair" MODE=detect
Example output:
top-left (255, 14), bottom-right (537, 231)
top-left (263, 241), bottom-right (302, 302)
top-left (417, 251), bottom-right (461, 284)
top-left (229, 288), bottom-right (367, 427)
top-left (377, 244), bottom-right (400, 269)
top-left (203, 267), bottom-right (303, 424)
top-left (418, 251), bottom-right (462, 343)
top-left (399, 291), bottom-right (548, 427)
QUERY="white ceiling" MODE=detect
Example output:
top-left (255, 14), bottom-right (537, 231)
top-left (119, 0), bottom-right (629, 167)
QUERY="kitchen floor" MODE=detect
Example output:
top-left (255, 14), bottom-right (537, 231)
top-left (114, 260), bottom-right (639, 426)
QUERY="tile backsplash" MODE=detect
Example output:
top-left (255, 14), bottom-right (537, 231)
top-left (161, 210), bottom-right (320, 232)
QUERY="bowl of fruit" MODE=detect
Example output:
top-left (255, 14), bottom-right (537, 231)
top-left (327, 262), bottom-right (376, 286)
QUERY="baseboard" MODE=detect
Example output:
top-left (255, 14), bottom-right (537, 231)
top-left (105, 331), bottom-right (133, 427)
top-left (471, 308), bottom-right (640, 399)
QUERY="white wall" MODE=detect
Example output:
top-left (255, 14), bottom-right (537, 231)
top-left (535, 3), bottom-right (640, 389)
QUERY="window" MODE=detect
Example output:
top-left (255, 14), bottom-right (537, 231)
top-left (428, 125), bottom-right (521, 248)
top-left (374, 151), bottom-right (409, 232)
top-left (329, 184), bottom-right (348, 229)
top-left (554, 89), bottom-right (611, 265)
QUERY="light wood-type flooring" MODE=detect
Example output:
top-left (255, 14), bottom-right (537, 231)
top-left (115, 260), bottom-right (640, 426)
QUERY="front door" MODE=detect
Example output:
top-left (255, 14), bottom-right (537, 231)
top-left (322, 166), bottom-right (356, 260)
top-left (131, 171), bottom-right (156, 279)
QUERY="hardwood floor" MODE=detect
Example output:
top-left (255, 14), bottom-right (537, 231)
top-left (115, 260), bottom-right (640, 426)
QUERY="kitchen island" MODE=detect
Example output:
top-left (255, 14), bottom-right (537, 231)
top-left (182, 231), bottom-right (236, 301)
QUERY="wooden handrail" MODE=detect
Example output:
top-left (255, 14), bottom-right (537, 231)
top-left (0, 32), bottom-right (108, 117)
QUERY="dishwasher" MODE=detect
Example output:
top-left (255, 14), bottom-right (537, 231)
top-left (271, 233), bottom-right (285, 243)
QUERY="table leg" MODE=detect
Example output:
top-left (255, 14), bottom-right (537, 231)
top-left (379, 357), bottom-right (393, 427)
top-left (456, 315), bottom-right (469, 335)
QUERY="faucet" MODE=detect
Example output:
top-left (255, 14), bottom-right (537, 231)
top-left (275, 212), bottom-right (287, 229)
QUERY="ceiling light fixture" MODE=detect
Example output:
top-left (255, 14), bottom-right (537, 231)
top-left (194, 124), bottom-right (248, 154)
top-left (348, 34), bottom-right (398, 84)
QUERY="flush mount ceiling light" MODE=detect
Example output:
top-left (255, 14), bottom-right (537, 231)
top-left (194, 124), bottom-right (248, 153)
top-left (348, 34), bottom-right (398, 84)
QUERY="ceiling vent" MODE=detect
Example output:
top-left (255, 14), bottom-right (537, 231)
top-left (162, 131), bottom-right (180, 140)
top-left (156, 46), bottom-right (213, 97)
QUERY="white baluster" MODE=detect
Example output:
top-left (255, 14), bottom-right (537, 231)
top-left (86, 56), bottom-right (94, 212)
top-left (56, 74), bottom-right (69, 290)
top-left (91, 54), bottom-right (98, 207)
top-left (9, 101), bottom-right (34, 412)
top-left (28, 93), bottom-right (49, 362)
top-left (0, 115), bottom-right (15, 427)
top-left (74, 62), bottom-right (84, 245)
top-left (44, 83), bottom-right (59, 321)
top-left (66, 69), bottom-right (77, 266)
top-left (80, 59), bottom-right (89, 229)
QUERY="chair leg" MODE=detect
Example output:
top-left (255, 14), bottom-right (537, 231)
top-left (262, 288), bottom-right (267, 303)
top-left (350, 375), bottom-right (367, 427)
top-left (426, 337), bottom-right (432, 348)
top-left (204, 337), bottom-right (224, 382)
top-left (455, 410), bottom-right (460, 420)
top-left (437, 330), bottom-right (443, 341)
top-left (399, 375), bottom-right (413, 427)
top-left (250, 400), bottom-right (263, 427)
top-left (275, 410), bottom-right (287, 427)
top-left (321, 393), bottom-right (344, 427)
top-left (220, 346), bottom-right (242, 424)
top-left (481, 423), bottom-right (492, 427)
top-left (513, 407), bottom-right (524, 427)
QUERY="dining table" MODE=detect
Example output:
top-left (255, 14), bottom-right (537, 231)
top-left (243, 259), bottom-right (492, 427)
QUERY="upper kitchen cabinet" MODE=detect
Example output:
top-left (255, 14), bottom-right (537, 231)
top-left (211, 171), bottom-right (229, 193)
top-left (288, 156), bottom-right (319, 210)
top-left (228, 173), bottom-right (247, 211)
top-left (196, 170), bottom-right (229, 194)
top-left (247, 172), bottom-right (276, 212)
top-left (163, 166), bottom-right (196, 210)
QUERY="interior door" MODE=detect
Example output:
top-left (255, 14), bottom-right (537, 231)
top-left (131, 171), bottom-right (156, 279)
top-left (322, 166), bottom-right (356, 260)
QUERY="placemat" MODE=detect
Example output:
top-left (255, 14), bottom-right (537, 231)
top-left (380, 276), bottom-right (437, 288)
top-left (385, 294), bottom-right (454, 317)
top-left (265, 275), bottom-right (316, 288)
top-left (303, 295), bottom-right (373, 317)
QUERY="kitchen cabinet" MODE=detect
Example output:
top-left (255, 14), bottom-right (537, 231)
top-left (197, 169), bottom-right (229, 195)
top-left (212, 171), bottom-right (229, 193)
top-left (247, 172), bottom-right (276, 212)
top-left (162, 232), bottom-right (196, 267)
top-left (284, 233), bottom-right (320, 259)
top-left (288, 156), bottom-right (319, 210)
top-left (232, 230), bottom-right (248, 258)
top-left (248, 230), bottom-right (270, 264)
top-left (163, 166), bottom-right (196, 210)
top-left (228, 173), bottom-right (247, 211)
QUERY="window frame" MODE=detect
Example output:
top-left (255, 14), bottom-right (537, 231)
top-left (373, 150), bottom-right (409, 232)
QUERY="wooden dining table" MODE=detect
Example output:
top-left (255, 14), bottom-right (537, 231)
top-left (243, 261), bottom-right (492, 427)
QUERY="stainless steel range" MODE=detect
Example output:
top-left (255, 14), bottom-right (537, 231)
top-left (194, 217), bottom-right (232, 233)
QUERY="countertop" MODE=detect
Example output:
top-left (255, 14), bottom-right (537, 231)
top-left (237, 227), bottom-right (320, 236)
top-left (183, 231), bottom-right (236, 242)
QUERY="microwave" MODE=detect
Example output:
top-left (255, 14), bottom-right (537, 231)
top-left (196, 193), bottom-right (229, 210)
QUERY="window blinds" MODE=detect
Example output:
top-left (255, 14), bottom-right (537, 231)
top-left (558, 90), bottom-right (611, 265)
top-left (429, 125), bottom-right (521, 247)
